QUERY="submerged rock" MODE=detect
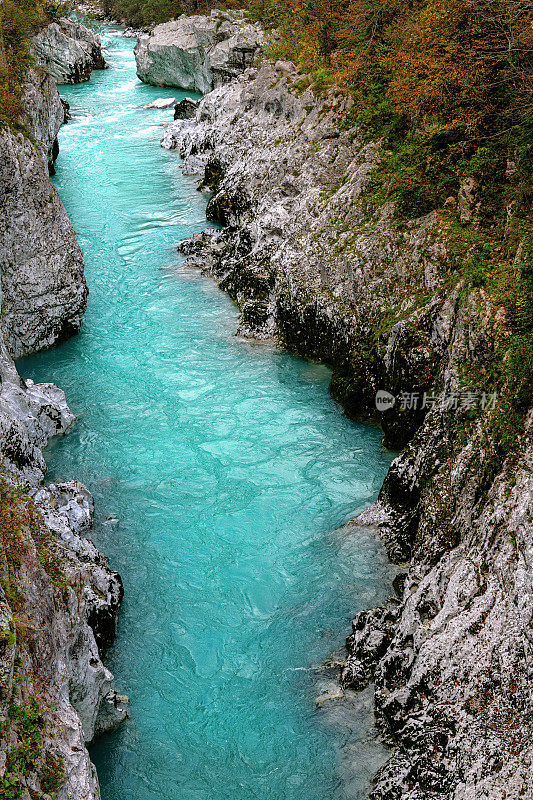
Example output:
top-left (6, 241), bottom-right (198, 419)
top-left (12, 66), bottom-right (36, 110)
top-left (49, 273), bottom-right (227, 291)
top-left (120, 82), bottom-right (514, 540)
top-left (134, 10), bottom-right (263, 92)
top-left (31, 17), bottom-right (106, 84)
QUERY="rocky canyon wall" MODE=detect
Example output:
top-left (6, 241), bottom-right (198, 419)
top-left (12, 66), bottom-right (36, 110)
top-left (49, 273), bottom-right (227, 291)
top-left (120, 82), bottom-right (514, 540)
top-left (0, 19), bottom-right (125, 800)
top-left (154, 28), bottom-right (533, 800)
top-left (1, 15), bottom-right (106, 360)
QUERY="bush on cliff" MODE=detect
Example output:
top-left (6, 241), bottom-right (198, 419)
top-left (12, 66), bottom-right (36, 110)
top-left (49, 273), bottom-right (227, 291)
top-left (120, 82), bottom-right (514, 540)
top-left (0, 0), bottom-right (72, 127)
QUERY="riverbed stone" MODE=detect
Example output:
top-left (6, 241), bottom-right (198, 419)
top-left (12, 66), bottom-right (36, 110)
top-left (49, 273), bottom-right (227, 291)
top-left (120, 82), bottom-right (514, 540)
top-left (139, 96), bottom-right (176, 108)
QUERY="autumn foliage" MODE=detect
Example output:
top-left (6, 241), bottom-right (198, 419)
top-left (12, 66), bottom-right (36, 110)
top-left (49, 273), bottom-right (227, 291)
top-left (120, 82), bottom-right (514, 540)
top-left (248, 0), bottom-right (533, 134)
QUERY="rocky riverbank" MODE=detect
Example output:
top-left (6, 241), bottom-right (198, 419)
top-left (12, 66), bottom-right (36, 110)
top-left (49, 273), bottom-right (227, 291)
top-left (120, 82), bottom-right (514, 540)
top-left (153, 19), bottom-right (533, 800)
top-left (0, 18), bottom-right (125, 800)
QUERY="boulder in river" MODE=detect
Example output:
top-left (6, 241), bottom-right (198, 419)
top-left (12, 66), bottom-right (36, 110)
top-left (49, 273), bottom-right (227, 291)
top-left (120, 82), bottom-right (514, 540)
top-left (174, 97), bottom-right (199, 119)
top-left (138, 96), bottom-right (176, 109)
top-left (32, 17), bottom-right (107, 84)
top-left (134, 10), bottom-right (263, 93)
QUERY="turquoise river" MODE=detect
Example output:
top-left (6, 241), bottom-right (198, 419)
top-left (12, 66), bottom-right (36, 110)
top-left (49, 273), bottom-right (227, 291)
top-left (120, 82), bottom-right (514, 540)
top-left (18, 29), bottom-right (394, 800)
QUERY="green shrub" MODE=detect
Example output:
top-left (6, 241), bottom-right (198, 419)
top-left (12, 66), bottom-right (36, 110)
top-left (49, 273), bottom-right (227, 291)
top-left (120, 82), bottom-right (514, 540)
top-left (40, 753), bottom-right (66, 794)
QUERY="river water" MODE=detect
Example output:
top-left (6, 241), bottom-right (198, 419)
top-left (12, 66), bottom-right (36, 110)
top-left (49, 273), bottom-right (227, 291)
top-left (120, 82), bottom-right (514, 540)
top-left (18, 30), bottom-right (393, 800)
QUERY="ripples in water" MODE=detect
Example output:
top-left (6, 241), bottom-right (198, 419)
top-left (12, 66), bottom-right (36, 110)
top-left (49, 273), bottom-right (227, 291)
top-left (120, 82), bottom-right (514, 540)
top-left (18, 29), bottom-right (393, 800)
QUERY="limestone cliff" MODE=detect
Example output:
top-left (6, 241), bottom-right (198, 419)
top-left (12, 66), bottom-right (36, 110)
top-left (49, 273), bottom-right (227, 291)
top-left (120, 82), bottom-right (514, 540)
top-left (31, 18), bottom-right (106, 85)
top-left (0, 27), bottom-right (90, 360)
top-left (162, 55), bottom-right (533, 800)
top-left (0, 23), bottom-right (125, 800)
top-left (134, 10), bottom-right (263, 93)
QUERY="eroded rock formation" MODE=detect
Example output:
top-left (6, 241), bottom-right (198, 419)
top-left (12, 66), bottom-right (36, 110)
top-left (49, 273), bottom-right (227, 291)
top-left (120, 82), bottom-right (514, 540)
top-left (20, 67), bottom-right (65, 168)
top-left (0, 30), bottom-right (90, 360)
top-left (134, 10), bottom-right (263, 92)
top-left (31, 17), bottom-right (106, 85)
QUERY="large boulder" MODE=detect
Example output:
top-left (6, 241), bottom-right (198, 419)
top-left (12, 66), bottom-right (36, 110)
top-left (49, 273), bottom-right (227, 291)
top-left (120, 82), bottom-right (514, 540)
top-left (134, 10), bottom-right (263, 93)
top-left (31, 17), bottom-right (106, 84)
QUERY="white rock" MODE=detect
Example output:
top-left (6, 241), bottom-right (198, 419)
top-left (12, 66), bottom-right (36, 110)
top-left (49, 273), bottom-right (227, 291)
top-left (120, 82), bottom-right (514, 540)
top-left (134, 10), bottom-right (263, 93)
top-left (0, 130), bottom-right (87, 358)
top-left (31, 17), bottom-right (106, 84)
top-left (138, 96), bottom-right (176, 109)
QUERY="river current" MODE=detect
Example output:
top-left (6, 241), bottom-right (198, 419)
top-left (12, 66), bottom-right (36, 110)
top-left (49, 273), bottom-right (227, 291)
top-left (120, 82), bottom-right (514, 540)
top-left (18, 30), bottom-right (393, 800)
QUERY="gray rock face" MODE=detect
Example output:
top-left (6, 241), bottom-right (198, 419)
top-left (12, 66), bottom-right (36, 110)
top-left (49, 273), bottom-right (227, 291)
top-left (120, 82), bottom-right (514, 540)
top-left (20, 67), bottom-right (64, 168)
top-left (341, 411), bottom-right (533, 800)
top-left (31, 17), bottom-right (106, 84)
top-left (0, 324), bottom-right (75, 486)
top-left (164, 62), bottom-right (533, 799)
top-left (0, 129), bottom-right (87, 358)
top-left (0, 37), bottom-right (121, 799)
top-left (134, 10), bottom-right (263, 93)
top-left (0, 321), bottom-right (126, 800)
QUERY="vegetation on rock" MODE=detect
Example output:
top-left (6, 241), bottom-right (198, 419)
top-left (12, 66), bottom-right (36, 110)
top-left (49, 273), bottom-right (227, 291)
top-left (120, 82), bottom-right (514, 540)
top-left (0, 0), bottom-right (71, 126)
top-left (0, 466), bottom-right (67, 799)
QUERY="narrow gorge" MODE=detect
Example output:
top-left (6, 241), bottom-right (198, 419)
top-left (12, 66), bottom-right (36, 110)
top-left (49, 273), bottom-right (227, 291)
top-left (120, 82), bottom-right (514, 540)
top-left (0, 7), bottom-right (532, 800)
top-left (1, 16), bottom-right (396, 800)
top-left (137, 11), bottom-right (533, 798)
